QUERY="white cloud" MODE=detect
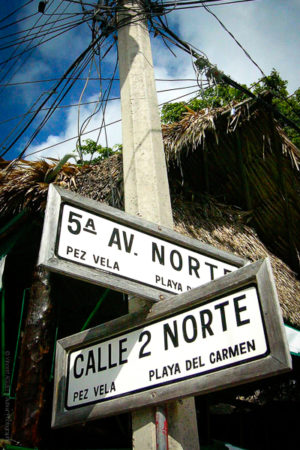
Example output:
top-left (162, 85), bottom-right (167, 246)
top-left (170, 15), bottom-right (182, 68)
top-left (17, 0), bottom-right (90, 69)
top-left (35, 21), bottom-right (90, 64)
top-left (12, 59), bottom-right (50, 83)
top-left (170, 0), bottom-right (300, 92)
top-left (9, 60), bottom-right (51, 107)
top-left (17, 0), bottom-right (300, 162)
top-left (155, 63), bottom-right (199, 108)
top-left (152, 35), bottom-right (200, 108)
top-left (25, 94), bottom-right (122, 161)
top-left (25, 43), bottom-right (199, 161)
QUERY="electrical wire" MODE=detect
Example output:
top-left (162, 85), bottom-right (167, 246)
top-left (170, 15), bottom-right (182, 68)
top-left (76, 53), bottom-right (97, 156)
top-left (0, 1), bottom-right (34, 25)
top-left (159, 88), bottom-right (202, 106)
top-left (0, 1), bottom-right (159, 160)
top-left (0, 30), bottom-right (104, 158)
top-left (202, 4), bottom-right (265, 78)
top-left (163, 0), bottom-right (256, 7)
top-left (0, 90), bottom-right (50, 152)
top-left (0, 97), bottom-right (120, 126)
top-left (0, 76), bottom-right (197, 87)
top-left (0, 9), bottom-right (89, 41)
top-left (0, 83), bottom-right (199, 127)
top-left (0, 17), bottom-right (91, 51)
top-left (5, 89), bottom-right (203, 161)
top-left (2, 16), bottom-right (122, 162)
top-left (24, 88), bottom-right (204, 159)
top-left (0, 2), bottom-right (202, 158)
top-left (0, 12), bottom-right (88, 41)
top-left (15, 49), bottom-right (97, 159)
top-left (64, 0), bottom-right (99, 6)
top-left (2, 0), bottom-right (297, 162)
top-left (25, 118), bottom-right (122, 159)
top-left (0, 18), bottom-right (90, 66)
top-left (0, 0), bottom-right (57, 92)
top-left (0, 12), bottom-right (39, 32)
top-left (152, 17), bottom-right (300, 133)
top-left (0, 5), bottom-right (52, 80)
top-left (93, 47), bottom-right (119, 147)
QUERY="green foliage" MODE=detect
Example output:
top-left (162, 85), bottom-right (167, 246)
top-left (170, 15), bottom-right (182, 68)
top-left (76, 139), bottom-right (122, 165)
top-left (161, 85), bottom-right (248, 124)
top-left (253, 69), bottom-right (300, 148)
top-left (161, 69), bottom-right (300, 148)
top-left (161, 102), bottom-right (187, 124)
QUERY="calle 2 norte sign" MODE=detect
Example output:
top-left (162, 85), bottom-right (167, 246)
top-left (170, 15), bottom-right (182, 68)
top-left (38, 185), bottom-right (247, 302)
top-left (51, 259), bottom-right (291, 428)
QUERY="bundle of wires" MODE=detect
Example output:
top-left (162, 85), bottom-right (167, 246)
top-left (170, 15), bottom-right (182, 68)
top-left (0, 0), bottom-right (298, 163)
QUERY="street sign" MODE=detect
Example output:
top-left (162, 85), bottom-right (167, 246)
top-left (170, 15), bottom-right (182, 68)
top-left (38, 184), bottom-right (247, 302)
top-left (51, 259), bottom-right (291, 428)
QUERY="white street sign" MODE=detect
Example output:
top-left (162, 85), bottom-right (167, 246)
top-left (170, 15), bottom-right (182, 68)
top-left (39, 185), bottom-right (247, 301)
top-left (58, 203), bottom-right (238, 295)
top-left (52, 259), bottom-right (291, 428)
top-left (66, 285), bottom-right (267, 409)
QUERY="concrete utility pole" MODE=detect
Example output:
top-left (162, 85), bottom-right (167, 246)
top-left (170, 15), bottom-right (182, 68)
top-left (117, 1), bottom-right (200, 448)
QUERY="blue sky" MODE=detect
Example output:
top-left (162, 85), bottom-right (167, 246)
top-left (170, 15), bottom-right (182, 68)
top-left (0, 0), bottom-right (299, 161)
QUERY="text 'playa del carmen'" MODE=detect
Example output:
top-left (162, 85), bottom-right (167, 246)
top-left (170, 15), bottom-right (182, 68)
top-left (67, 286), bottom-right (267, 408)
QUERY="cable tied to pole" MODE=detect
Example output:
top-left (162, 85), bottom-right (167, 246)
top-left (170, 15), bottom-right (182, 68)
top-left (195, 55), bottom-right (224, 84)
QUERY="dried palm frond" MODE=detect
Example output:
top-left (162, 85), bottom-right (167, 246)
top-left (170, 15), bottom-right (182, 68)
top-left (163, 98), bottom-right (300, 273)
top-left (0, 158), bottom-right (87, 216)
top-left (173, 197), bottom-right (300, 328)
top-left (1, 98), bottom-right (299, 326)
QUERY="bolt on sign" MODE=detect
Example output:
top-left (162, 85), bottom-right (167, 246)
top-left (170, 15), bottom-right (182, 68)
top-left (51, 259), bottom-right (291, 428)
top-left (38, 185), bottom-right (247, 302)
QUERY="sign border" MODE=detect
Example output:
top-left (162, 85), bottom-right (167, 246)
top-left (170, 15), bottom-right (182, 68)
top-left (38, 184), bottom-right (247, 302)
top-left (51, 258), bottom-right (292, 429)
top-left (64, 282), bottom-right (269, 411)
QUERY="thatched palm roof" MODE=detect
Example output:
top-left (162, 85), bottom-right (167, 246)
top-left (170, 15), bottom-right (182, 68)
top-left (0, 97), bottom-right (299, 328)
top-left (163, 97), bottom-right (300, 273)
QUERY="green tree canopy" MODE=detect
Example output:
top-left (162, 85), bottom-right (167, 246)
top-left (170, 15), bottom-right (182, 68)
top-left (161, 70), bottom-right (300, 148)
top-left (254, 70), bottom-right (300, 148)
top-left (76, 139), bottom-right (122, 164)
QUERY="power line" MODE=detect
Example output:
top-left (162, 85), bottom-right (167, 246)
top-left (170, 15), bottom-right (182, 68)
top-left (0, 84), bottom-right (199, 127)
top-left (151, 17), bottom-right (300, 134)
top-left (0, 25), bottom-right (115, 159)
top-left (0, 2), bottom-right (220, 158)
top-left (42, 11), bottom-right (91, 15)
top-left (0, 17), bottom-right (90, 51)
top-left (159, 88), bottom-right (201, 106)
top-left (0, 1), bottom-right (142, 158)
top-left (0, 5), bottom-right (148, 68)
top-left (0, 76), bottom-right (197, 87)
top-left (0, 0), bottom-right (57, 90)
top-left (163, 0), bottom-right (256, 7)
top-left (0, 17), bottom-right (89, 67)
top-left (0, 97), bottom-right (119, 127)
top-left (24, 86), bottom-right (204, 159)
top-left (202, 4), bottom-right (265, 78)
top-left (0, 11), bottom-right (39, 32)
top-left (0, 45), bottom-right (94, 157)
top-left (0, 0), bottom-right (34, 25)
top-left (2, 0), bottom-right (297, 162)
top-left (63, 0), bottom-right (98, 6)
top-left (25, 118), bottom-right (122, 158)
top-left (0, 12), bottom-right (86, 43)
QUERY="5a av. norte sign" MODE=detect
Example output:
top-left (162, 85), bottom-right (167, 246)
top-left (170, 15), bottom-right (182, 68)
top-left (51, 259), bottom-right (291, 428)
top-left (38, 185), bottom-right (247, 301)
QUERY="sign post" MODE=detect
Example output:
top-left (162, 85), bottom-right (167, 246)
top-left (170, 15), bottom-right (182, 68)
top-left (51, 258), bottom-right (291, 429)
top-left (117, 1), bottom-right (201, 445)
